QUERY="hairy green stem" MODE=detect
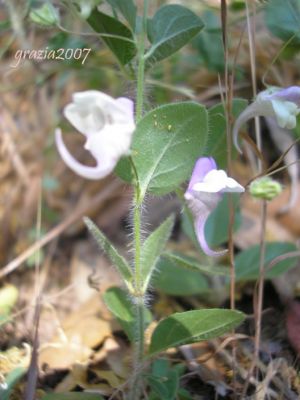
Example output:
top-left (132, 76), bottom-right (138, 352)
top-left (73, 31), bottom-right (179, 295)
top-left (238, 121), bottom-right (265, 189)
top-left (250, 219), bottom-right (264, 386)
top-left (129, 297), bottom-right (145, 400)
top-left (135, 0), bottom-right (149, 122)
top-left (135, 43), bottom-right (145, 122)
top-left (128, 194), bottom-right (145, 400)
top-left (128, 2), bottom-right (149, 399)
top-left (134, 201), bottom-right (142, 290)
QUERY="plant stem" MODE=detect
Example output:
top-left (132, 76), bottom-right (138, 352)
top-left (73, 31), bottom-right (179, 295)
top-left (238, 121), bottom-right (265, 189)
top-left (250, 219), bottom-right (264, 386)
top-left (128, 193), bottom-right (145, 400)
top-left (254, 200), bottom-right (268, 364)
top-left (135, 0), bottom-right (149, 122)
top-left (133, 199), bottom-right (142, 291)
top-left (135, 44), bottom-right (145, 123)
top-left (242, 200), bottom-right (267, 397)
top-left (130, 297), bottom-right (145, 399)
top-left (220, 0), bottom-right (236, 383)
top-left (128, 2), bottom-right (149, 398)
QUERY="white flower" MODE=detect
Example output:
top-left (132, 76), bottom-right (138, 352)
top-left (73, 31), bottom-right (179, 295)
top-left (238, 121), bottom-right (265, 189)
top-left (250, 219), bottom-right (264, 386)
top-left (185, 157), bottom-right (244, 257)
top-left (233, 86), bottom-right (300, 153)
top-left (55, 91), bottom-right (135, 180)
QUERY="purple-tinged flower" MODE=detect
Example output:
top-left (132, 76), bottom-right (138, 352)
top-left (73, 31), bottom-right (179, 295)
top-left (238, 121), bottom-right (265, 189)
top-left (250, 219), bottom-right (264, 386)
top-left (55, 91), bottom-right (135, 180)
top-left (185, 157), bottom-right (245, 257)
top-left (233, 86), bottom-right (300, 153)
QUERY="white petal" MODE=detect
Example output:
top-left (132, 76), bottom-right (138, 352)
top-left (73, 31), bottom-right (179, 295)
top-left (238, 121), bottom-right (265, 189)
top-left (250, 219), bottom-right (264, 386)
top-left (271, 99), bottom-right (298, 129)
top-left (72, 90), bottom-right (116, 108)
top-left (192, 169), bottom-right (244, 193)
top-left (85, 123), bottom-right (134, 161)
top-left (193, 181), bottom-right (225, 193)
top-left (55, 129), bottom-right (114, 180)
top-left (193, 170), bottom-right (226, 192)
top-left (64, 91), bottom-right (135, 134)
top-left (224, 177), bottom-right (245, 192)
top-left (64, 103), bottom-right (106, 136)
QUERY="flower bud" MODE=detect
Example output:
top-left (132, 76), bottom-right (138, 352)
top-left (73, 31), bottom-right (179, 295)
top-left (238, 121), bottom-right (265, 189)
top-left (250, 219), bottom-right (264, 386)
top-left (74, 0), bottom-right (102, 19)
top-left (29, 4), bottom-right (60, 26)
top-left (249, 177), bottom-right (282, 201)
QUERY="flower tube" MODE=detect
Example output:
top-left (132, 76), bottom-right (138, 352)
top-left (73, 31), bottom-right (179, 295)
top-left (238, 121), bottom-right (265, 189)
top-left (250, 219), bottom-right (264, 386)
top-left (184, 157), bottom-right (245, 257)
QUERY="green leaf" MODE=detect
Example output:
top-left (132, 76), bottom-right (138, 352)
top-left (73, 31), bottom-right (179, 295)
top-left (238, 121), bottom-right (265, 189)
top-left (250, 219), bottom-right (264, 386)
top-left (83, 217), bottom-right (133, 284)
top-left (87, 9), bottom-right (136, 65)
top-left (147, 369), bottom-right (179, 400)
top-left (114, 156), bottom-right (134, 183)
top-left (141, 215), bottom-right (175, 291)
top-left (193, 10), bottom-right (224, 73)
top-left (206, 99), bottom-right (248, 168)
top-left (103, 287), bottom-right (151, 341)
top-left (264, 0), bottom-right (300, 45)
top-left (164, 252), bottom-right (230, 277)
top-left (42, 394), bottom-right (104, 400)
top-left (106, 0), bottom-right (137, 30)
top-left (131, 102), bottom-right (208, 198)
top-left (146, 4), bottom-right (204, 66)
top-left (148, 309), bottom-right (245, 356)
top-left (178, 388), bottom-right (193, 400)
top-left (235, 242), bottom-right (299, 281)
top-left (0, 367), bottom-right (26, 400)
top-left (152, 257), bottom-right (209, 296)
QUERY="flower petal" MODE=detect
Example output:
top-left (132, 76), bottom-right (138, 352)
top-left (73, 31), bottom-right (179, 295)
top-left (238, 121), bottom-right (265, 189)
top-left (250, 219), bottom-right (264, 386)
top-left (55, 129), bottom-right (113, 180)
top-left (192, 170), bottom-right (245, 193)
top-left (271, 99), bottom-right (298, 129)
top-left (186, 157), bottom-right (217, 195)
top-left (224, 177), bottom-right (245, 192)
top-left (64, 91), bottom-right (135, 135)
top-left (64, 102), bottom-right (106, 137)
top-left (232, 86), bottom-right (300, 153)
top-left (116, 97), bottom-right (135, 117)
top-left (271, 86), bottom-right (300, 105)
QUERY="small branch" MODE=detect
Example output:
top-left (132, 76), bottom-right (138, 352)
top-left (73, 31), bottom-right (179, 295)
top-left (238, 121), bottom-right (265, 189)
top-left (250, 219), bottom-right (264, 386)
top-left (242, 200), bottom-right (268, 397)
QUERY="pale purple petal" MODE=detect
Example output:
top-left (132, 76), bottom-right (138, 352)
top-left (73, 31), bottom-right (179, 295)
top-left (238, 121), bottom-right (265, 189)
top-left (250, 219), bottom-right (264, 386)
top-left (116, 97), bottom-right (135, 117)
top-left (186, 157), bottom-right (217, 194)
top-left (55, 129), bottom-right (113, 180)
top-left (270, 86), bottom-right (300, 105)
top-left (195, 214), bottom-right (227, 257)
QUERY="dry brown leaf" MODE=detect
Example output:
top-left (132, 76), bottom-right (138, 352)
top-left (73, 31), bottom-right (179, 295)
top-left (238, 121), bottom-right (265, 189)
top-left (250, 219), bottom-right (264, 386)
top-left (39, 294), bottom-right (113, 369)
top-left (39, 340), bottom-right (92, 370)
top-left (54, 362), bottom-right (112, 395)
top-left (93, 337), bottom-right (130, 380)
